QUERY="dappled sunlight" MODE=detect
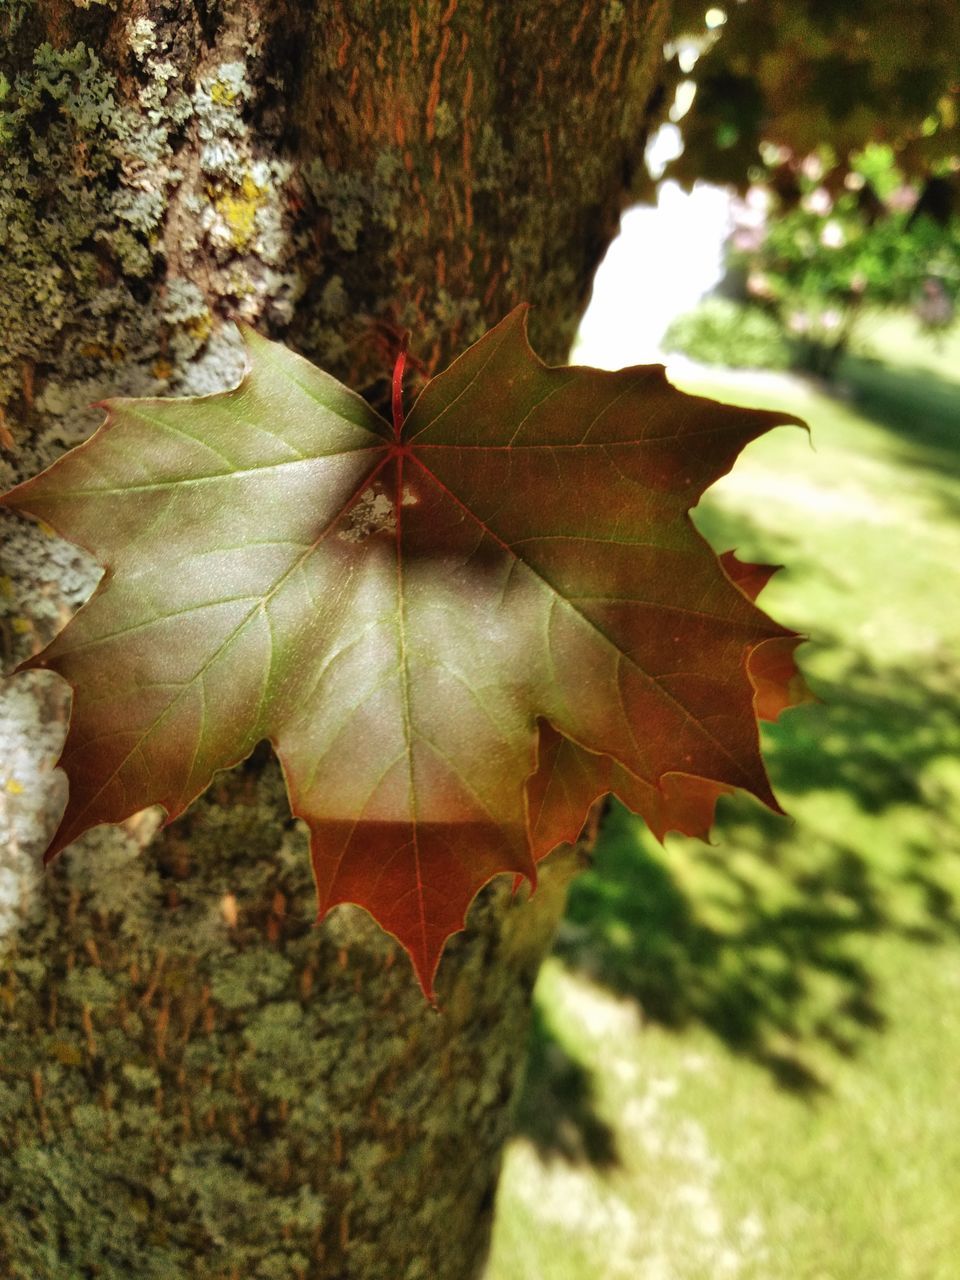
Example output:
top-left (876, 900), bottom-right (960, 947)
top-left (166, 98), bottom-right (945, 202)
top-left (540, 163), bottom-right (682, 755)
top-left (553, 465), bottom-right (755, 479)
top-left (491, 965), bottom-right (768, 1280)
top-left (511, 1001), bottom-right (619, 1169)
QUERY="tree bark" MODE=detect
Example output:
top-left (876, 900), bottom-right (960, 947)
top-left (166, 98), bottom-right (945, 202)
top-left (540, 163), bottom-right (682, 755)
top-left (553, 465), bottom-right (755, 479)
top-left (0, 2), bottom-right (668, 1275)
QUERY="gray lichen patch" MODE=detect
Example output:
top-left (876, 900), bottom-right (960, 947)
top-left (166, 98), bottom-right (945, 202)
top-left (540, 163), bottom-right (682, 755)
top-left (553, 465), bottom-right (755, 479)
top-left (0, 673), bottom-right (61, 954)
top-left (0, 16), bottom-right (304, 490)
top-left (0, 508), bottom-right (101, 903)
top-left (0, 40), bottom-right (175, 431)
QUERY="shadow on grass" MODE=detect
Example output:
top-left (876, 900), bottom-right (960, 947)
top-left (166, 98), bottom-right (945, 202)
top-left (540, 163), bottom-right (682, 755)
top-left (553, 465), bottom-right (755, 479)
top-left (516, 657), bottom-right (960, 1163)
top-left (513, 1003), bottom-right (619, 1168)
top-left (554, 651), bottom-right (960, 1100)
top-left (838, 356), bottom-right (960, 516)
top-left (516, 638), bottom-right (960, 1156)
top-left (515, 352), bottom-right (960, 1157)
top-left (764, 649), bottom-right (960, 823)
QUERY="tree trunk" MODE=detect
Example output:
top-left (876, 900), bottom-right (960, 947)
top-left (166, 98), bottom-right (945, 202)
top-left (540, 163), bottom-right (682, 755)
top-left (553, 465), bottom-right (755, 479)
top-left (0, 2), bottom-right (668, 1275)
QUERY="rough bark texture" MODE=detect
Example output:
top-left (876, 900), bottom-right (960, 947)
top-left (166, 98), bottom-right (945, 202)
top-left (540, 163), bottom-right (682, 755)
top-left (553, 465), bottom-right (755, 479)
top-left (0, 1), bottom-right (669, 1275)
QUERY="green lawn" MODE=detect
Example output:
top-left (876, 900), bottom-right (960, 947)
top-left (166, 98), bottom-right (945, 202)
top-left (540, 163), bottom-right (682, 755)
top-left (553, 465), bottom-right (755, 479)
top-left (488, 317), bottom-right (960, 1280)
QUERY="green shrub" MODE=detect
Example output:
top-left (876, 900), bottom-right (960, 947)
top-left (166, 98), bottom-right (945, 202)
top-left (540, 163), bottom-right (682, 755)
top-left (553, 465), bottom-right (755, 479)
top-left (725, 145), bottom-right (960, 378)
top-left (662, 297), bottom-right (792, 370)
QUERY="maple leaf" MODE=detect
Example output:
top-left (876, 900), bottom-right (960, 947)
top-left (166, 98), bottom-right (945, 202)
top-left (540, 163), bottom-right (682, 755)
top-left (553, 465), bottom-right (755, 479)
top-left (526, 549), bottom-right (812, 865)
top-left (1, 308), bottom-right (804, 996)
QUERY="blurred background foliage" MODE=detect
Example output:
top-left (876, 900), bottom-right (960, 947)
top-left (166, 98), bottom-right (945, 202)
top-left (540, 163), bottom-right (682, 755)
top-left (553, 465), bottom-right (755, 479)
top-left (489, 2), bottom-right (960, 1276)
top-left (658, 0), bottom-right (960, 377)
top-left (665, 0), bottom-right (960, 191)
top-left (676, 143), bottom-right (960, 376)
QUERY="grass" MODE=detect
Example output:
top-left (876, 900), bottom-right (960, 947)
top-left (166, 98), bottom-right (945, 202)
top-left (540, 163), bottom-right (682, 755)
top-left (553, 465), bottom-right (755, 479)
top-left (488, 316), bottom-right (960, 1280)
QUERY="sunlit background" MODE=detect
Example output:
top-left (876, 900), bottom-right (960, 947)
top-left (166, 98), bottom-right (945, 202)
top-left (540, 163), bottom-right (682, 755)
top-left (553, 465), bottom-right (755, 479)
top-left (575, 130), bottom-right (733, 368)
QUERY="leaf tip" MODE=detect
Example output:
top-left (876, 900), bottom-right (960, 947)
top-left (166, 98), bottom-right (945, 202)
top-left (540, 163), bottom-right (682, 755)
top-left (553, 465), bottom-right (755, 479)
top-left (41, 819), bottom-right (72, 867)
top-left (234, 318), bottom-right (265, 350)
top-left (499, 301), bottom-right (535, 345)
top-left (410, 949), bottom-right (443, 1006)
